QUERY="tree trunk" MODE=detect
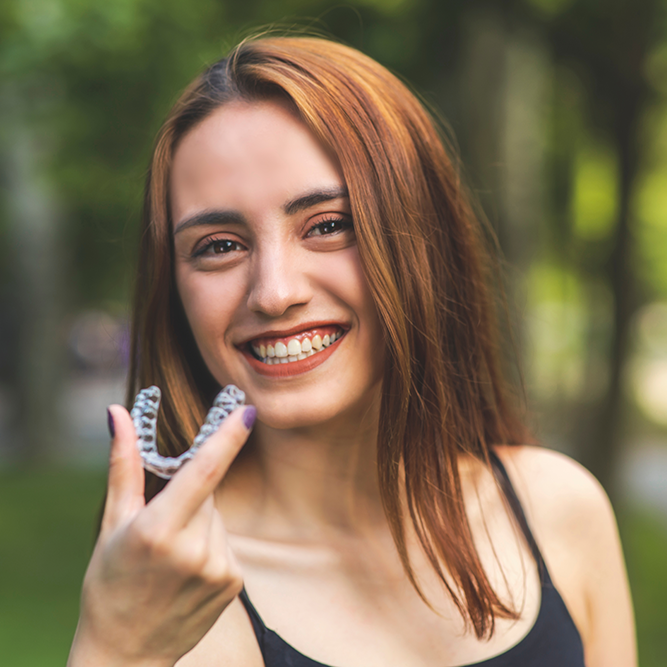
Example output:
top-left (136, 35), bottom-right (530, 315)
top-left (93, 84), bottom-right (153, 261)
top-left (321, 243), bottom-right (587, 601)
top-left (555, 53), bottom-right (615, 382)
top-left (579, 93), bottom-right (641, 497)
top-left (1, 96), bottom-right (66, 465)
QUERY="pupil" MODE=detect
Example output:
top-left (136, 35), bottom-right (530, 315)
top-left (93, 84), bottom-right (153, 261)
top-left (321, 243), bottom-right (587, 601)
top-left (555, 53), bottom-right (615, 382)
top-left (213, 240), bottom-right (231, 253)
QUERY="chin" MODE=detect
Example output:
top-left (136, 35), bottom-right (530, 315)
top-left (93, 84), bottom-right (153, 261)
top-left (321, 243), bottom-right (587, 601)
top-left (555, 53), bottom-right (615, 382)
top-left (251, 392), bottom-right (350, 431)
top-left (253, 380), bottom-right (383, 434)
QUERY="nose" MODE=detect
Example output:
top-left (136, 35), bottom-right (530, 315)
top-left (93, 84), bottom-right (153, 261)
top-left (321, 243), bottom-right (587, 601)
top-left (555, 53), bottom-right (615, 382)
top-left (246, 242), bottom-right (313, 317)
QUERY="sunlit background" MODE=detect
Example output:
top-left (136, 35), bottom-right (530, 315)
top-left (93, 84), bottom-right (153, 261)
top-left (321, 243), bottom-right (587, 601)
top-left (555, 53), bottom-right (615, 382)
top-left (1, 0), bottom-right (666, 665)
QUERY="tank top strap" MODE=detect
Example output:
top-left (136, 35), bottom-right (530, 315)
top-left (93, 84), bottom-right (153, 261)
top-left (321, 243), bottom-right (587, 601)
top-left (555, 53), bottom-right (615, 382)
top-left (488, 449), bottom-right (551, 586)
top-left (239, 587), bottom-right (268, 646)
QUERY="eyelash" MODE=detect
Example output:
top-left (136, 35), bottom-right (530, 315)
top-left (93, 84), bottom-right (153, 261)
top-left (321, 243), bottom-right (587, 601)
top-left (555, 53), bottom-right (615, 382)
top-left (306, 215), bottom-right (353, 237)
top-left (191, 215), bottom-right (353, 259)
top-left (191, 237), bottom-right (244, 258)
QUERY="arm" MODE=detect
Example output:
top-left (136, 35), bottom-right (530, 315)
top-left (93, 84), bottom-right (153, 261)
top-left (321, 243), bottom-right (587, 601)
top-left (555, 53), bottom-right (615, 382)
top-left (573, 469), bottom-right (636, 667)
top-left (498, 446), bottom-right (637, 667)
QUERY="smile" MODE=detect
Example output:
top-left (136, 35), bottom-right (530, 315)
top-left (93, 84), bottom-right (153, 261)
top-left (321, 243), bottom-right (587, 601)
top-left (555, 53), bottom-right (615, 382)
top-left (249, 325), bottom-right (345, 365)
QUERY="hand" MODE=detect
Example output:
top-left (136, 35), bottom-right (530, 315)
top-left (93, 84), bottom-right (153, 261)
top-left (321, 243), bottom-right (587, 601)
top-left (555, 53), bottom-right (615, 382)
top-left (68, 402), bottom-right (256, 667)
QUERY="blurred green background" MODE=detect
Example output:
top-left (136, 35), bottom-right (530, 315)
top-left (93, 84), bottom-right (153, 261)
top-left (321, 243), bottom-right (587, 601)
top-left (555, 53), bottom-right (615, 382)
top-left (1, 0), bottom-right (667, 664)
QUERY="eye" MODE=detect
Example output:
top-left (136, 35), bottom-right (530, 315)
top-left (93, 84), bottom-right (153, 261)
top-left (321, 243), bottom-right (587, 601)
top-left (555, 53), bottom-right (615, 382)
top-left (307, 216), bottom-right (353, 237)
top-left (192, 236), bottom-right (245, 258)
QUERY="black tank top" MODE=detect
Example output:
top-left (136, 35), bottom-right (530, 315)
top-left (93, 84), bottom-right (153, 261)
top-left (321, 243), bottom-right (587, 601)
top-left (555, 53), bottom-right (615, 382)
top-left (239, 451), bottom-right (586, 666)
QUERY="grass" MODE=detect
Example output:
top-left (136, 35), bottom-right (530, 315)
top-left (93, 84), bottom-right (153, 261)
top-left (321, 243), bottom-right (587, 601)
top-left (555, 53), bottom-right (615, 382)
top-left (0, 469), bottom-right (106, 667)
top-left (619, 508), bottom-right (667, 667)
top-left (0, 469), bottom-right (665, 666)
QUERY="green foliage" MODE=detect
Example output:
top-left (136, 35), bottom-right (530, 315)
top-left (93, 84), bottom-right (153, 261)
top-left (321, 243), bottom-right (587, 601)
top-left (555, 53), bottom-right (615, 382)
top-left (572, 142), bottom-right (618, 242)
top-left (636, 106), bottom-right (667, 298)
top-left (526, 263), bottom-right (589, 400)
top-left (523, 0), bottom-right (576, 18)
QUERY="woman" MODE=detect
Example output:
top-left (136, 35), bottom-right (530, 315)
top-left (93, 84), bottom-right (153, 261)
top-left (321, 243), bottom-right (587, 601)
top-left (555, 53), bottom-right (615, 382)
top-left (68, 36), bottom-right (636, 666)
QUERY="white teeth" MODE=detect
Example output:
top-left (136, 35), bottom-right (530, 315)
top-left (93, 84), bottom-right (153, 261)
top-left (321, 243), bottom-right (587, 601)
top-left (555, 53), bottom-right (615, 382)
top-left (287, 339), bottom-right (301, 356)
top-left (255, 329), bottom-right (344, 366)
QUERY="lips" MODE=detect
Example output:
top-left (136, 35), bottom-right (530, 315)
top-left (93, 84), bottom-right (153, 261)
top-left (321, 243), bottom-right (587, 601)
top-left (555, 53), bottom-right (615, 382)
top-left (239, 323), bottom-right (347, 377)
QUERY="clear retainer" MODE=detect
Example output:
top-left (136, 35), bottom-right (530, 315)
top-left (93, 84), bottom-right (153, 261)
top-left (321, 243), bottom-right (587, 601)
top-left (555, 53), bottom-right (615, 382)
top-left (131, 384), bottom-right (246, 479)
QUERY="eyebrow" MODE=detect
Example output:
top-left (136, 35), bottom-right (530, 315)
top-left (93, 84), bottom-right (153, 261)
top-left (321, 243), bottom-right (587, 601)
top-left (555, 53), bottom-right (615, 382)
top-left (173, 210), bottom-right (246, 235)
top-left (173, 186), bottom-right (349, 235)
top-left (283, 186), bottom-right (349, 215)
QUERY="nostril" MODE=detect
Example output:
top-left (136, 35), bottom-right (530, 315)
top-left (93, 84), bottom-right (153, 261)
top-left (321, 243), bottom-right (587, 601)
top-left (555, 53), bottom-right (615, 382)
top-left (246, 259), bottom-right (312, 316)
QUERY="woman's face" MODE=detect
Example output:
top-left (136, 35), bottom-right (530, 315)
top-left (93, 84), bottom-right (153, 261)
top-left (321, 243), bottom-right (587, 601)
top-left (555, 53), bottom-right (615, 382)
top-left (171, 99), bottom-right (384, 429)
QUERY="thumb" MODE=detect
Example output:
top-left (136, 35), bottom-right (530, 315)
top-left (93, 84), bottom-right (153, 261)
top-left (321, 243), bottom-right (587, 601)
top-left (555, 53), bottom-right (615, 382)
top-left (101, 404), bottom-right (146, 532)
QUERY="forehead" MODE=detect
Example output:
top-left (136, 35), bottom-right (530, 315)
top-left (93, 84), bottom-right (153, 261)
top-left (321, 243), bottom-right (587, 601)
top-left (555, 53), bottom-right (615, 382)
top-left (170, 99), bottom-right (344, 222)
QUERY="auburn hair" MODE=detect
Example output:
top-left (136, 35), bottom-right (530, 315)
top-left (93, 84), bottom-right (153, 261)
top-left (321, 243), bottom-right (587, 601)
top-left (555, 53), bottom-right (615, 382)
top-left (128, 35), bottom-right (532, 638)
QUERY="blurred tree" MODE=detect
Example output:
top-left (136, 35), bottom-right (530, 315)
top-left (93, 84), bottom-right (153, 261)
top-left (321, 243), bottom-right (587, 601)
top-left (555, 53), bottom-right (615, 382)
top-left (1, 7), bottom-right (71, 463)
top-left (529, 0), bottom-right (666, 493)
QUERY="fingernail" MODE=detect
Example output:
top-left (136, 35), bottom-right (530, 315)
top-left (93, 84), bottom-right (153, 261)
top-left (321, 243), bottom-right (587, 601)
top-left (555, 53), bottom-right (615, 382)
top-left (242, 406), bottom-right (257, 430)
top-left (107, 408), bottom-right (115, 438)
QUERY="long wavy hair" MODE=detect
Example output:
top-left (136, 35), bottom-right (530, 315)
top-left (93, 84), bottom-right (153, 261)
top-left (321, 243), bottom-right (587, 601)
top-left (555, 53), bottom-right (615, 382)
top-left (128, 35), bottom-right (532, 638)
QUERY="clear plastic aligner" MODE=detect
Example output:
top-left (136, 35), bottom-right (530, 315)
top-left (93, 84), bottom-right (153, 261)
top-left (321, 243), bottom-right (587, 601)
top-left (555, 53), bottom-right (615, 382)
top-left (131, 384), bottom-right (246, 479)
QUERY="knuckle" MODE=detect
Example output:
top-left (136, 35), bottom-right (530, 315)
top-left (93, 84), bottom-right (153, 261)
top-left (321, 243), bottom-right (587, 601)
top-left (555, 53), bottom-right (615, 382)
top-left (173, 543), bottom-right (208, 575)
top-left (203, 557), bottom-right (241, 591)
top-left (129, 517), bottom-right (170, 556)
top-left (226, 572), bottom-right (244, 598)
top-left (197, 455), bottom-right (225, 487)
top-left (202, 440), bottom-right (232, 475)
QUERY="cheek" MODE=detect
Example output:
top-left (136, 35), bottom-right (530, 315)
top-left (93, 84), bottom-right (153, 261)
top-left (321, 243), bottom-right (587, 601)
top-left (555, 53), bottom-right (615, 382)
top-left (332, 249), bottom-right (381, 327)
top-left (176, 269), bottom-right (243, 359)
top-left (322, 249), bottom-right (385, 361)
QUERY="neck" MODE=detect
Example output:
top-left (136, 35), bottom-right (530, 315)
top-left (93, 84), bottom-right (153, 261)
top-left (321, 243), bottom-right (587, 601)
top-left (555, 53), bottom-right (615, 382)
top-left (218, 393), bottom-right (387, 540)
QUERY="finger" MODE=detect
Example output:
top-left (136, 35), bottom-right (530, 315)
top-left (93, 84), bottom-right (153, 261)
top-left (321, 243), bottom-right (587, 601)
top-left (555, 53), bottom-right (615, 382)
top-left (200, 505), bottom-right (243, 590)
top-left (150, 405), bottom-right (256, 527)
top-left (179, 493), bottom-right (242, 586)
top-left (177, 494), bottom-right (217, 547)
top-left (102, 404), bottom-right (146, 531)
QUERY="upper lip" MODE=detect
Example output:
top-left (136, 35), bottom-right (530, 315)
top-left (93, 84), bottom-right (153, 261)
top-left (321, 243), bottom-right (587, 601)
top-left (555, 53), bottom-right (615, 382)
top-left (236, 321), bottom-right (349, 346)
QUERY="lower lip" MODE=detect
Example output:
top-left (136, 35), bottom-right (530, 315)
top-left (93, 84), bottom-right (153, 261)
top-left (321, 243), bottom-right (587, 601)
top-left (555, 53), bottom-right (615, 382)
top-left (241, 335), bottom-right (344, 377)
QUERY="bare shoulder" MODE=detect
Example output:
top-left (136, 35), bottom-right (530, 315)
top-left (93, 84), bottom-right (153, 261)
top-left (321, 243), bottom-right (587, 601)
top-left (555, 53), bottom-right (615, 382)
top-left (494, 445), bottom-right (637, 667)
top-left (494, 445), bottom-right (611, 528)
top-left (493, 444), bottom-right (618, 591)
top-left (496, 444), bottom-right (603, 493)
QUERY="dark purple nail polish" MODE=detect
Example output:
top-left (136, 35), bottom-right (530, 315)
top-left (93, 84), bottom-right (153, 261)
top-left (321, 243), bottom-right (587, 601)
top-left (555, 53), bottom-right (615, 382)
top-left (242, 406), bottom-right (257, 430)
top-left (107, 408), bottom-right (115, 438)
